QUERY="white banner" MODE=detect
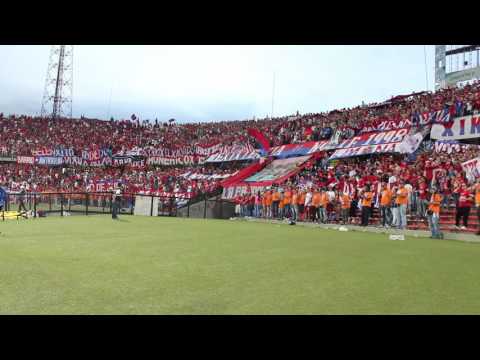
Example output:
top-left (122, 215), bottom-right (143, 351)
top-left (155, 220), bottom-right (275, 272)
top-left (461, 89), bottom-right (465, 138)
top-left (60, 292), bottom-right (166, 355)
top-left (329, 143), bottom-right (400, 159)
top-left (431, 114), bottom-right (480, 140)
top-left (434, 141), bottom-right (480, 154)
top-left (397, 131), bottom-right (425, 154)
top-left (462, 157), bottom-right (480, 182)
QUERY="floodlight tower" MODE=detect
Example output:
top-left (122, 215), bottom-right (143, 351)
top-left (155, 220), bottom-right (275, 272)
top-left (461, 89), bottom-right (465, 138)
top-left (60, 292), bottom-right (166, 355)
top-left (40, 45), bottom-right (74, 119)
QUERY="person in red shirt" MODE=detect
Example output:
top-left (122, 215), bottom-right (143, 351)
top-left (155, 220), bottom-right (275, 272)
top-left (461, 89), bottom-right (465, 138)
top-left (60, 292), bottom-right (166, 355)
top-left (455, 184), bottom-right (474, 230)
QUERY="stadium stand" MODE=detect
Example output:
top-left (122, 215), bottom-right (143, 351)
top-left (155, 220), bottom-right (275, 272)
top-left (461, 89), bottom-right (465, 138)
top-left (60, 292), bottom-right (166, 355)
top-left (2, 81), bottom-right (480, 233)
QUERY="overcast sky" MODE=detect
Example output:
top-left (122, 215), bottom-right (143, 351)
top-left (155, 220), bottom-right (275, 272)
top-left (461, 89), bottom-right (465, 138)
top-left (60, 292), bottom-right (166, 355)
top-left (0, 45), bottom-right (435, 122)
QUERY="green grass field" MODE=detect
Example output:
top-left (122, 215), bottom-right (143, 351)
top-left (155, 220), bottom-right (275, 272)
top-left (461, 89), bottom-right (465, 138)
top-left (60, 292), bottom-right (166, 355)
top-left (2, 215), bottom-right (480, 314)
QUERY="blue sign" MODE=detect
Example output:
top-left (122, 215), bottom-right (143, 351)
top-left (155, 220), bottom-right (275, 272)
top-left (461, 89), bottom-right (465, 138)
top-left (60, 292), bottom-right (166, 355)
top-left (0, 187), bottom-right (6, 207)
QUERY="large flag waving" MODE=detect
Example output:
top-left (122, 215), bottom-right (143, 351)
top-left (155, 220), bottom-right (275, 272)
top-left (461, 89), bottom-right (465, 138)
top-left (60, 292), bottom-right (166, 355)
top-left (247, 128), bottom-right (271, 155)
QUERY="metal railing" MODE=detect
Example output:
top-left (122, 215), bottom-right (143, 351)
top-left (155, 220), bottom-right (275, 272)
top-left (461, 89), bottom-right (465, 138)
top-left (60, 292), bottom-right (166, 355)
top-left (2, 191), bottom-right (235, 220)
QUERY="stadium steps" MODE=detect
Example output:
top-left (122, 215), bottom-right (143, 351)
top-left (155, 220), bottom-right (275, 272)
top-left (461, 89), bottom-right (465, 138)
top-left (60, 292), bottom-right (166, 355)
top-left (344, 207), bottom-right (480, 235)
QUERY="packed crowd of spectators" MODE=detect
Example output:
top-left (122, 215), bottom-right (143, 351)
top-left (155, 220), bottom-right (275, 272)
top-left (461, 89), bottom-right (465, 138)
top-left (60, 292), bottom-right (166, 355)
top-left (0, 162), bottom-right (242, 198)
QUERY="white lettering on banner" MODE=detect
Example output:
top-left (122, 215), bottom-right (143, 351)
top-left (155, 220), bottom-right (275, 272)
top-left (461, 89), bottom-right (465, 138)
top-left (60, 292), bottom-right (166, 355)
top-left (147, 155), bottom-right (198, 166)
top-left (434, 141), bottom-right (480, 154)
top-left (53, 148), bottom-right (75, 157)
top-left (329, 143), bottom-right (400, 160)
top-left (431, 115), bottom-right (480, 140)
top-left (336, 129), bottom-right (408, 150)
top-left (35, 156), bottom-right (64, 166)
top-left (146, 143), bottom-right (221, 157)
top-left (17, 156), bottom-right (35, 164)
top-left (62, 156), bottom-right (113, 167)
top-left (205, 149), bottom-right (259, 163)
top-left (81, 149), bottom-right (111, 161)
top-left (307, 141), bottom-right (330, 154)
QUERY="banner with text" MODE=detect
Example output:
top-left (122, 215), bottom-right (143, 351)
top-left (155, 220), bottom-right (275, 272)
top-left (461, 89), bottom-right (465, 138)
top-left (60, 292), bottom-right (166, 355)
top-left (434, 140), bottom-right (480, 154)
top-left (431, 114), bottom-right (480, 140)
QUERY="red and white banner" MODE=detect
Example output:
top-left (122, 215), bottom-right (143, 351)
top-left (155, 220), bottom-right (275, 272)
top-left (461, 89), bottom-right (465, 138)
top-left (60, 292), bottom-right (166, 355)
top-left (462, 157), bottom-right (480, 182)
top-left (205, 149), bottom-right (259, 163)
top-left (329, 128), bottom-right (413, 159)
top-left (205, 143), bottom-right (258, 163)
top-left (269, 140), bottom-right (331, 158)
top-left (336, 128), bottom-right (408, 149)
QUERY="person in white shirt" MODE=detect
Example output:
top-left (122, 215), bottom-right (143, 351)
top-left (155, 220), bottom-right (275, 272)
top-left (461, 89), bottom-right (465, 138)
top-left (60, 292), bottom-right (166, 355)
top-left (404, 183), bottom-right (413, 213)
top-left (304, 188), bottom-right (313, 221)
top-left (388, 175), bottom-right (397, 187)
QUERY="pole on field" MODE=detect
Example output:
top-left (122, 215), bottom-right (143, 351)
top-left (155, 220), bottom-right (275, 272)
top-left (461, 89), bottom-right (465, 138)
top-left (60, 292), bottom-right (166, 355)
top-left (204, 197), bottom-right (207, 219)
top-left (150, 195), bottom-right (154, 217)
top-left (424, 45), bottom-right (429, 91)
top-left (85, 193), bottom-right (89, 216)
top-left (60, 194), bottom-right (64, 216)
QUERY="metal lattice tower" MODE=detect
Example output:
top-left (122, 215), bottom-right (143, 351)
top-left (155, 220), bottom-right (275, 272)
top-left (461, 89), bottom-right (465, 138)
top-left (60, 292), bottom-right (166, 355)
top-left (40, 45), bottom-right (74, 119)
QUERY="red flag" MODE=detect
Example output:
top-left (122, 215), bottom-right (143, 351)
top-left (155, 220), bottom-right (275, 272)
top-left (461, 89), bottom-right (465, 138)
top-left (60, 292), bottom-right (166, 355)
top-left (247, 128), bottom-right (270, 152)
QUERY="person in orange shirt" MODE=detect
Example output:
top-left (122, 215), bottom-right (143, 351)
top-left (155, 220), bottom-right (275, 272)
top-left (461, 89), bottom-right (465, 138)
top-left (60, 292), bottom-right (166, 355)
top-left (427, 185), bottom-right (443, 239)
top-left (360, 185), bottom-right (374, 226)
top-left (395, 181), bottom-right (409, 229)
top-left (264, 190), bottom-right (273, 219)
top-left (291, 189), bottom-right (299, 222)
top-left (311, 189), bottom-right (322, 222)
top-left (278, 191), bottom-right (285, 219)
top-left (261, 192), bottom-right (267, 218)
top-left (379, 182), bottom-right (393, 227)
top-left (283, 188), bottom-right (292, 219)
top-left (340, 191), bottom-right (351, 225)
top-left (271, 188), bottom-right (281, 219)
top-left (298, 190), bottom-right (306, 221)
top-left (318, 188), bottom-right (329, 223)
